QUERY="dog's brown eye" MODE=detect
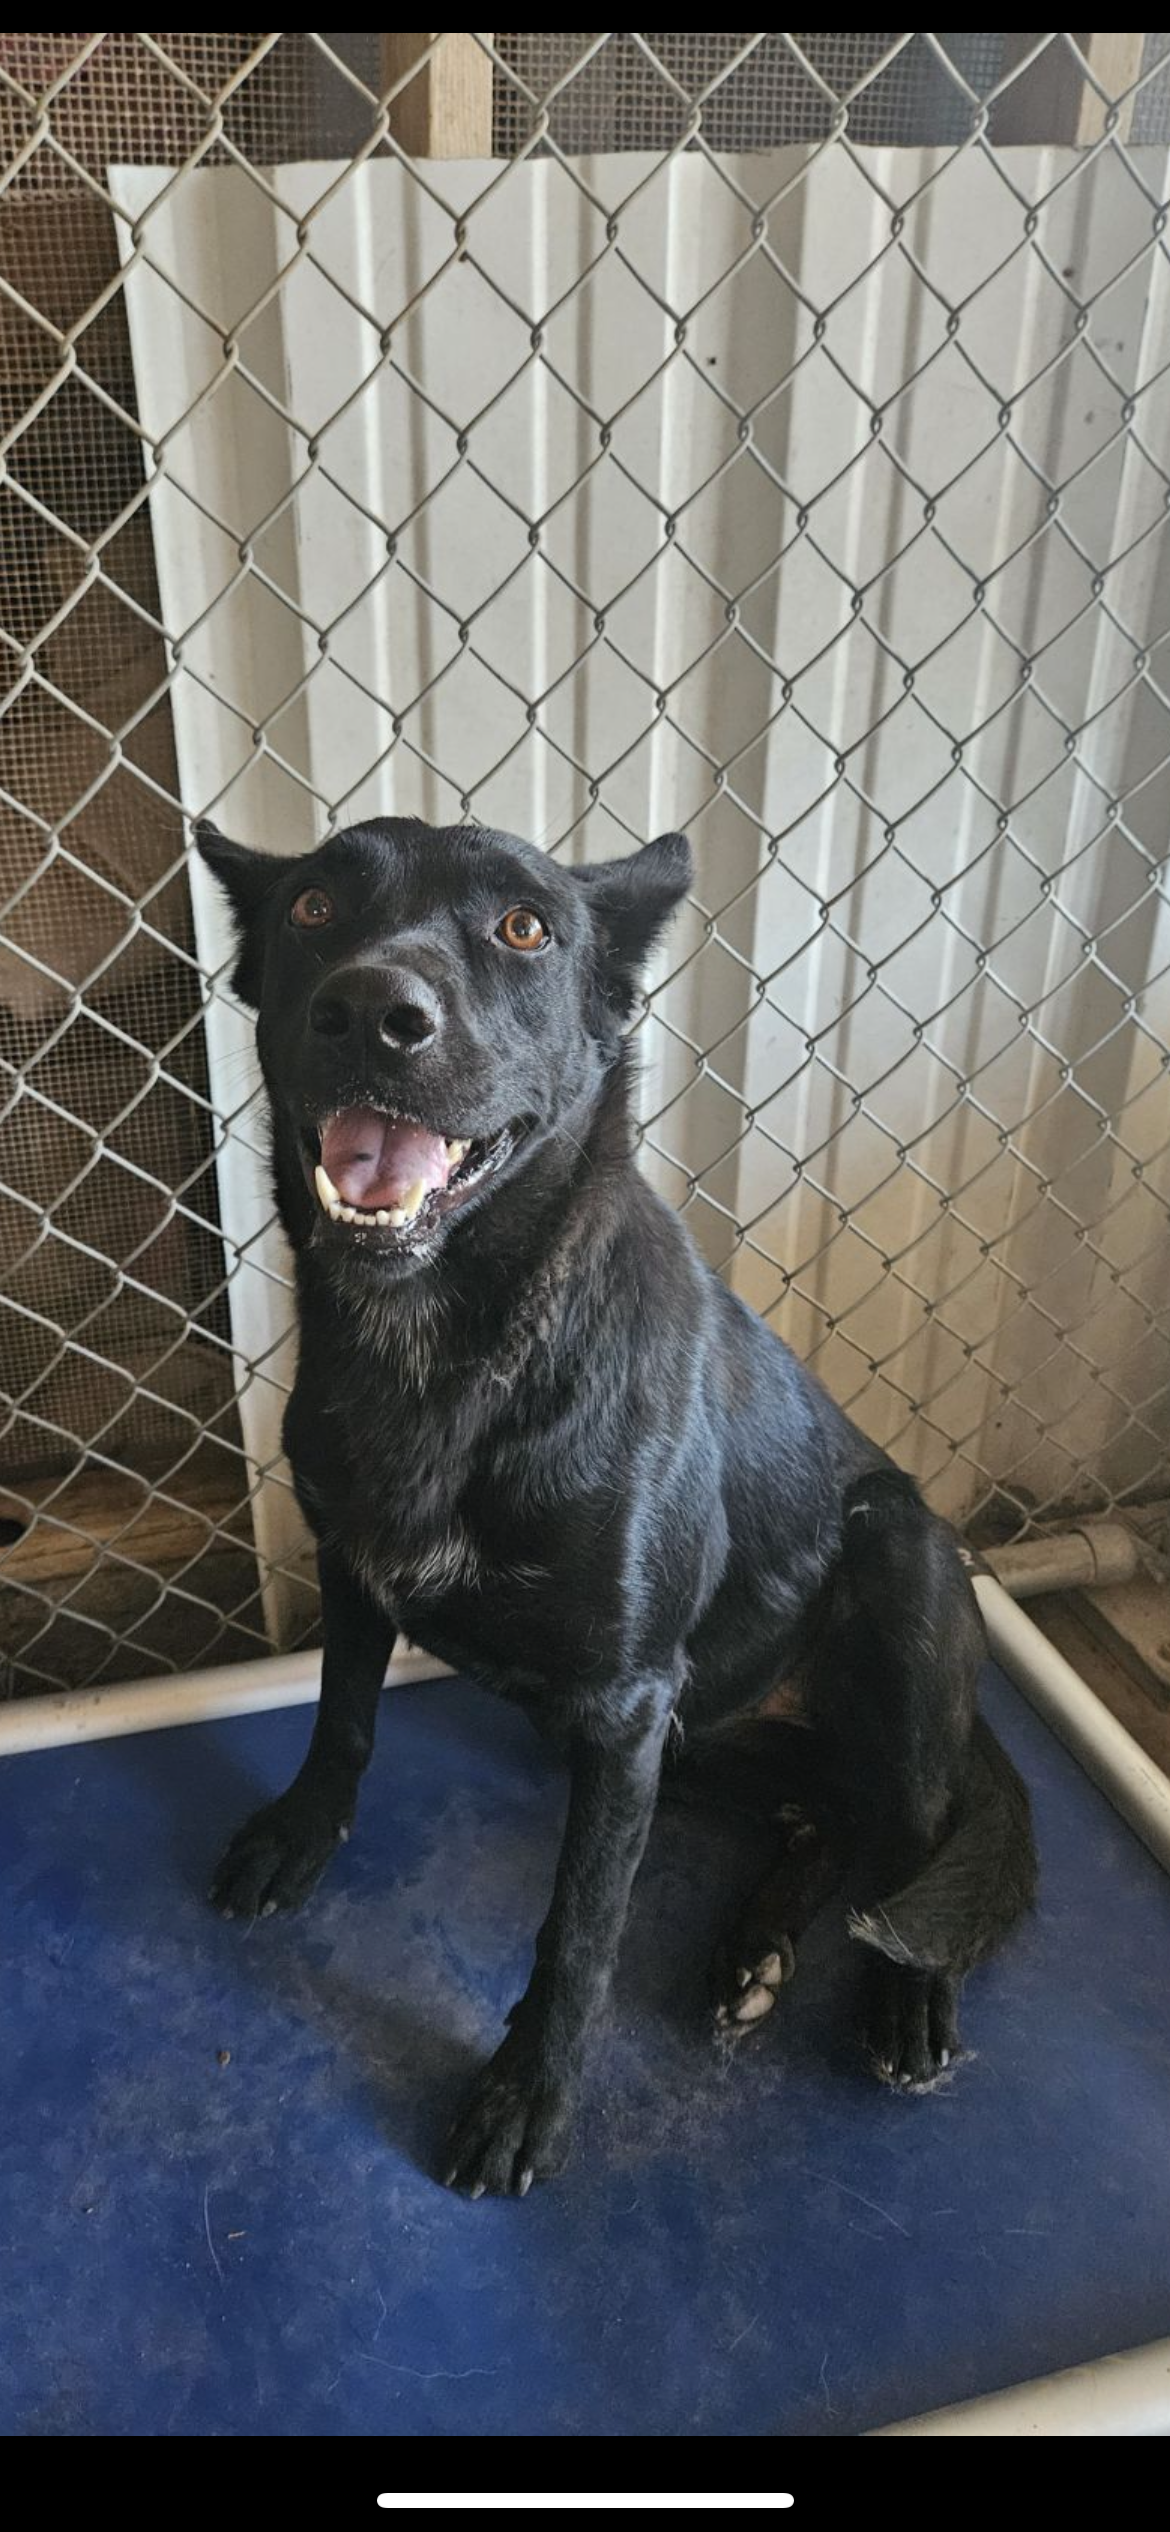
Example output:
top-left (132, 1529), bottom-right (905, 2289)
top-left (290, 886), bottom-right (334, 929)
top-left (497, 906), bottom-right (548, 953)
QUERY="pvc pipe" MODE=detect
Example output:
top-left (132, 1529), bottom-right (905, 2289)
top-left (870, 2335), bottom-right (1170, 2436)
top-left (0, 1643), bottom-right (450, 1757)
top-left (984, 1521), bottom-right (1140, 1601)
top-left (3, 1575), bottom-right (1169, 1874)
top-left (975, 1571), bottom-right (1170, 1876)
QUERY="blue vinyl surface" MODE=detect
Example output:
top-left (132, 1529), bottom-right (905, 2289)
top-left (2, 1661), bottom-right (1169, 2438)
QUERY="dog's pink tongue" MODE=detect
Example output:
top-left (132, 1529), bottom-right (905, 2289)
top-left (320, 1107), bottom-right (451, 1210)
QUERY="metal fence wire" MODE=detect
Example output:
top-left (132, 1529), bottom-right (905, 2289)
top-left (3, 31), bottom-right (1170, 1695)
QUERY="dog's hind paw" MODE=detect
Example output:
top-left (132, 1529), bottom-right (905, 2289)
top-left (441, 2034), bottom-right (573, 2199)
top-left (859, 1957), bottom-right (962, 2093)
top-left (712, 1932), bottom-right (795, 2032)
top-left (710, 1804), bottom-right (841, 2036)
top-left (210, 1789), bottom-right (350, 1919)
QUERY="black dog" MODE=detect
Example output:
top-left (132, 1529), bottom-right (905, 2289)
top-left (198, 815), bottom-right (1036, 2197)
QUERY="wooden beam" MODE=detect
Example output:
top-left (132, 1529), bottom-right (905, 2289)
top-left (1072, 34), bottom-right (1144, 145)
top-left (994, 32), bottom-right (1144, 145)
top-left (0, 1466), bottom-right (253, 1586)
top-left (381, 33), bottom-right (494, 159)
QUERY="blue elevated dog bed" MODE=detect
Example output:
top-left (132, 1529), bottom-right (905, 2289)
top-left (2, 1660), bottom-right (1169, 2436)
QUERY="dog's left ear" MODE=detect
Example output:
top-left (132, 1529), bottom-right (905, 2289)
top-left (577, 831), bottom-right (692, 1021)
top-left (193, 820), bottom-right (290, 1007)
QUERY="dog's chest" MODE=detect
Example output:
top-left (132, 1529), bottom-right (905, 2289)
top-left (351, 1505), bottom-right (487, 1605)
top-left (296, 1354), bottom-right (546, 1617)
top-left (289, 1298), bottom-right (630, 1687)
top-left (333, 1421), bottom-right (485, 1602)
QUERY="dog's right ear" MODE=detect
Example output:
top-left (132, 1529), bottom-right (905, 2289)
top-left (576, 831), bottom-right (693, 1028)
top-left (194, 820), bottom-right (287, 1008)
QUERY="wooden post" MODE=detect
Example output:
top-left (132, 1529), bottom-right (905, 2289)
top-left (381, 33), bottom-right (495, 158)
top-left (994, 32), bottom-right (1144, 145)
top-left (1071, 34), bottom-right (1144, 145)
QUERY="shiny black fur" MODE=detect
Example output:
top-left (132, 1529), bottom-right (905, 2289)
top-left (198, 815), bottom-right (1037, 2196)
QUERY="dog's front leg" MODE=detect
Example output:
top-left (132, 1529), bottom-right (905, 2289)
top-left (443, 1673), bottom-right (675, 2198)
top-left (211, 1547), bottom-right (396, 1918)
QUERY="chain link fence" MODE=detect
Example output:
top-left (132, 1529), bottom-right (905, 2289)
top-left (3, 31), bottom-right (1170, 1696)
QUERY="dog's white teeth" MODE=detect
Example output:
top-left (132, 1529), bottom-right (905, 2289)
top-left (399, 1179), bottom-right (427, 1221)
top-left (386, 1207), bottom-right (406, 1228)
top-left (321, 1181), bottom-right (402, 1231)
top-left (446, 1138), bottom-right (469, 1166)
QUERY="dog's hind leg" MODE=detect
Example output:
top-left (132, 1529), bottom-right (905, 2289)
top-left (666, 1710), bottom-right (848, 2029)
top-left (711, 1794), bottom-right (845, 2031)
top-left (211, 1548), bottom-right (396, 1918)
top-left (851, 1712), bottom-right (1037, 2085)
top-left (812, 1469), bottom-right (1036, 2091)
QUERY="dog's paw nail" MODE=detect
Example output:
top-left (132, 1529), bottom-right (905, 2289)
top-left (219, 1904), bottom-right (234, 1920)
top-left (734, 1982), bottom-right (775, 2024)
top-left (736, 1966), bottom-right (752, 1989)
top-left (939, 2048), bottom-right (950, 2068)
top-left (757, 1950), bottom-right (783, 1986)
top-left (517, 2166), bottom-right (534, 2197)
top-left (469, 2181), bottom-right (486, 2200)
top-left (260, 1898), bottom-right (277, 1917)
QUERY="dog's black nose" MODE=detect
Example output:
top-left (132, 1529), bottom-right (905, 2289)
top-left (376, 969), bottom-right (441, 1049)
top-left (309, 963), bottom-right (441, 1052)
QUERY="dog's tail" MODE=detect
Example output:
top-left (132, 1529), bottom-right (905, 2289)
top-left (848, 1713), bottom-right (1037, 1975)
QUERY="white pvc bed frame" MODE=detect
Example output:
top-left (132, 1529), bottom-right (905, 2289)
top-left (3, 1573), bottom-right (1169, 2438)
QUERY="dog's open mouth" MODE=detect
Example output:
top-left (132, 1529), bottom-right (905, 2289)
top-left (306, 1104), bottom-right (514, 1240)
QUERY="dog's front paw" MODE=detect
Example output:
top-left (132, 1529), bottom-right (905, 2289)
top-left (441, 2033), bottom-right (574, 2199)
top-left (210, 1789), bottom-right (350, 1919)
